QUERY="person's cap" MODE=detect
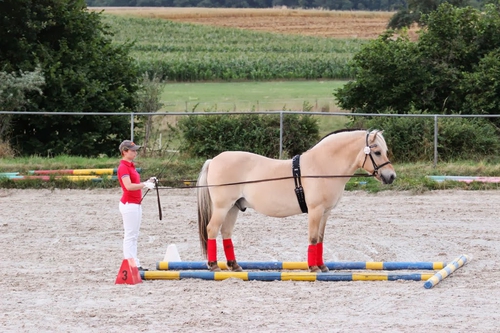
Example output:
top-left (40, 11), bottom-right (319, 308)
top-left (119, 140), bottom-right (141, 152)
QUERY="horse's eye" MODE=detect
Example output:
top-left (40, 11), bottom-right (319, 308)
top-left (374, 151), bottom-right (381, 156)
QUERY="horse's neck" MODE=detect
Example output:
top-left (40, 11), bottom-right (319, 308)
top-left (307, 132), bottom-right (363, 173)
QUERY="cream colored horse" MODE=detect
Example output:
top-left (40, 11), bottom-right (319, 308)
top-left (197, 129), bottom-right (396, 273)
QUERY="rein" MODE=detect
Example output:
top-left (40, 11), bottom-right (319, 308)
top-left (156, 172), bottom-right (374, 190)
top-left (155, 131), bottom-right (392, 191)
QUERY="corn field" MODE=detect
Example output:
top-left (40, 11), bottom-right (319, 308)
top-left (102, 14), bottom-right (368, 81)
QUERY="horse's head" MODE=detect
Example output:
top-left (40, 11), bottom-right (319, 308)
top-left (360, 130), bottom-right (396, 184)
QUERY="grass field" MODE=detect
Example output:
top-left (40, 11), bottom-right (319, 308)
top-left (91, 7), bottom-right (397, 39)
top-left (101, 13), bottom-right (365, 81)
top-left (2, 155), bottom-right (500, 192)
top-left (161, 80), bottom-right (347, 112)
top-left (158, 80), bottom-right (351, 139)
top-left (96, 8), bottom-right (374, 115)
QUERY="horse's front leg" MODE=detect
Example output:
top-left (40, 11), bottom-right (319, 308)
top-left (317, 210), bottom-right (332, 273)
top-left (221, 206), bottom-right (242, 272)
top-left (307, 207), bottom-right (325, 273)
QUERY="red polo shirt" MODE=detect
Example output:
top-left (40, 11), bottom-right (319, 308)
top-left (117, 160), bottom-right (141, 204)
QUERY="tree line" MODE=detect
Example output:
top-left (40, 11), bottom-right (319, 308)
top-left (85, 0), bottom-right (483, 11)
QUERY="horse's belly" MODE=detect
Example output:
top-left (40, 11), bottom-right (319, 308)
top-left (244, 185), bottom-right (302, 218)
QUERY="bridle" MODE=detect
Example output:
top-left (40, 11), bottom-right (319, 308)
top-left (361, 131), bottom-right (392, 176)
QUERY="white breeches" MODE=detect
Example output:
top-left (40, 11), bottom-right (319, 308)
top-left (119, 202), bottom-right (142, 267)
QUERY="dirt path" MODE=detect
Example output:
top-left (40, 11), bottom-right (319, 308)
top-left (1, 189), bottom-right (499, 332)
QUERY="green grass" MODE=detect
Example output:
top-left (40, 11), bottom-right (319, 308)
top-left (102, 14), bottom-right (365, 81)
top-left (161, 80), bottom-right (346, 112)
top-left (2, 156), bottom-right (500, 192)
top-left (160, 80), bottom-right (350, 137)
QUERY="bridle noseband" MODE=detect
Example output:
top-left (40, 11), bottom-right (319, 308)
top-left (361, 131), bottom-right (392, 176)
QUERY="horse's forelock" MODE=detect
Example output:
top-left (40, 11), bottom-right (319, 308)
top-left (370, 129), bottom-right (387, 148)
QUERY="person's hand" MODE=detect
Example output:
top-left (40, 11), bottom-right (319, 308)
top-left (143, 181), bottom-right (155, 190)
top-left (148, 177), bottom-right (158, 183)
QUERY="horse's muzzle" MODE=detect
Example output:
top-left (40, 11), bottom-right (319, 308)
top-left (380, 170), bottom-right (396, 184)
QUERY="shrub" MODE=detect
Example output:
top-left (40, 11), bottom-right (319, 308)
top-left (177, 113), bottom-right (319, 159)
top-left (352, 112), bottom-right (500, 162)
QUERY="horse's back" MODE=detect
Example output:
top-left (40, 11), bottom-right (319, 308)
top-left (209, 151), bottom-right (284, 177)
top-left (207, 151), bottom-right (300, 216)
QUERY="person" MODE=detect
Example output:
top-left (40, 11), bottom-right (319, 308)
top-left (117, 140), bottom-right (156, 271)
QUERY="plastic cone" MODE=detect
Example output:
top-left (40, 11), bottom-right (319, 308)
top-left (115, 258), bottom-right (142, 285)
top-left (163, 244), bottom-right (181, 262)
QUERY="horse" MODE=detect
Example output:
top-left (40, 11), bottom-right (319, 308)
top-left (196, 129), bottom-right (396, 273)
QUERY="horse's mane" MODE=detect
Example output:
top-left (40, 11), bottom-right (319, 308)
top-left (311, 128), bottom-right (366, 149)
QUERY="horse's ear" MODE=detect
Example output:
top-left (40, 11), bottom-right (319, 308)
top-left (374, 129), bottom-right (384, 141)
top-left (369, 129), bottom-right (383, 144)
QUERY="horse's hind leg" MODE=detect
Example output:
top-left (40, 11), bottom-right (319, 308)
top-left (206, 207), bottom-right (229, 272)
top-left (221, 206), bottom-right (242, 272)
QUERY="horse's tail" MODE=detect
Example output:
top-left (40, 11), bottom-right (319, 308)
top-left (197, 159), bottom-right (212, 258)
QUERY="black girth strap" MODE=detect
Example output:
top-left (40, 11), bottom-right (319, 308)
top-left (292, 155), bottom-right (308, 214)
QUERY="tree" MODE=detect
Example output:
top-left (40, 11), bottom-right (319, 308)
top-left (135, 73), bottom-right (164, 156)
top-left (335, 3), bottom-right (500, 117)
top-left (388, 0), bottom-right (473, 29)
top-left (334, 3), bottom-right (500, 161)
top-left (0, 0), bottom-right (140, 157)
top-left (0, 67), bottom-right (45, 139)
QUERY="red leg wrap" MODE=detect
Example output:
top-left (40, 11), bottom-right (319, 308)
top-left (223, 238), bottom-right (236, 261)
top-left (317, 242), bottom-right (324, 266)
top-left (308, 244), bottom-right (318, 267)
top-left (207, 239), bottom-right (217, 262)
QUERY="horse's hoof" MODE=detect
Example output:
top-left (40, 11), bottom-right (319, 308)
top-left (319, 264), bottom-right (329, 273)
top-left (227, 260), bottom-right (243, 272)
top-left (309, 266), bottom-right (321, 273)
top-left (207, 261), bottom-right (221, 272)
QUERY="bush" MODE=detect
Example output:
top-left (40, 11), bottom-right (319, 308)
top-left (352, 112), bottom-right (500, 162)
top-left (437, 117), bottom-right (500, 161)
top-left (0, 140), bottom-right (16, 158)
top-left (177, 113), bottom-right (319, 159)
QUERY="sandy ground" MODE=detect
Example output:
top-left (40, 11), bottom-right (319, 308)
top-left (1, 188), bottom-right (499, 332)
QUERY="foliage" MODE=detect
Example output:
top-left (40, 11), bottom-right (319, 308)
top-left (102, 15), bottom-right (363, 82)
top-left (388, 0), bottom-right (476, 29)
top-left (0, 0), bottom-right (140, 157)
top-left (0, 67), bottom-right (45, 112)
top-left (177, 113), bottom-right (319, 159)
top-left (334, 31), bottom-right (427, 114)
top-left (351, 111), bottom-right (500, 162)
top-left (0, 67), bottom-right (45, 139)
top-left (461, 50), bottom-right (500, 129)
top-left (0, 140), bottom-right (16, 158)
top-left (335, 3), bottom-right (500, 161)
top-left (135, 73), bottom-right (164, 156)
top-left (387, 9), bottom-right (419, 30)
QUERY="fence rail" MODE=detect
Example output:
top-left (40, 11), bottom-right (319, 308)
top-left (2, 110), bottom-right (499, 166)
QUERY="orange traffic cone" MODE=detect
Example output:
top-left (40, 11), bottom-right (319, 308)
top-left (115, 258), bottom-right (142, 285)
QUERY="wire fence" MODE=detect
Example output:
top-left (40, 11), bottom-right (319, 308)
top-left (164, 98), bottom-right (341, 113)
top-left (2, 110), bottom-right (499, 166)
